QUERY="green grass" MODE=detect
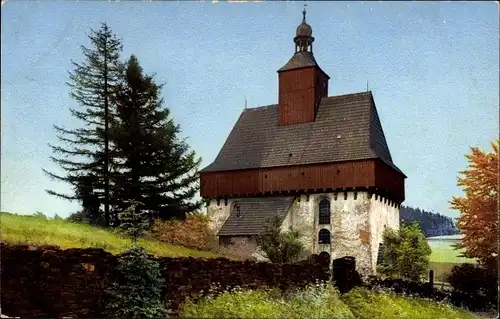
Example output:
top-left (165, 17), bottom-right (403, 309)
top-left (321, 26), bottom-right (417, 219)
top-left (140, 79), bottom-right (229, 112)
top-left (428, 239), bottom-right (476, 264)
top-left (182, 283), bottom-right (479, 319)
top-left (342, 287), bottom-right (477, 319)
top-left (0, 212), bottom-right (219, 258)
top-left (426, 238), bottom-right (476, 283)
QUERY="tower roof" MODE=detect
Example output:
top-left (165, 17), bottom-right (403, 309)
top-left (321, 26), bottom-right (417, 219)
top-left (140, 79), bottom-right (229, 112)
top-left (296, 8), bottom-right (312, 37)
top-left (278, 7), bottom-right (323, 73)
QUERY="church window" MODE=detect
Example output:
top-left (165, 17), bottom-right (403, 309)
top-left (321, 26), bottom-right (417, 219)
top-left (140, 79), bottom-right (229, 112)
top-left (318, 198), bottom-right (330, 224)
top-left (318, 229), bottom-right (331, 244)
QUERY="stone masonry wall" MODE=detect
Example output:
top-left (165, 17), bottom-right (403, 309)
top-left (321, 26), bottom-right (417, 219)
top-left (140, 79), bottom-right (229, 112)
top-left (206, 192), bottom-right (400, 277)
top-left (368, 194), bottom-right (400, 272)
top-left (206, 198), bottom-right (233, 235)
top-left (0, 243), bottom-right (330, 318)
top-left (283, 192), bottom-right (373, 276)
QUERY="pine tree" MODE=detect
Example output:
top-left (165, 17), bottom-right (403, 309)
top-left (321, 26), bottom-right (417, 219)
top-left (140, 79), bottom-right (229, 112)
top-left (43, 23), bottom-right (123, 227)
top-left (110, 55), bottom-right (201, 224)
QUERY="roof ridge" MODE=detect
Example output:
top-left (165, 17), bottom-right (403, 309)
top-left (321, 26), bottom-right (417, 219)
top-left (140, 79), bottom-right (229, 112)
top-left (326, 91), bottom-right (372, 99)
top-left (243, 104), bottom-right (278, 111)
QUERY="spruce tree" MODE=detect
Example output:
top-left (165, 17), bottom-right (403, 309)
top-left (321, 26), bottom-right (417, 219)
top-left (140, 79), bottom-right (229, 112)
top-left (105, 245), bottom-right (168, 319)
top-left (117, 200), bottom-right (149, 242)
top-left (44, 23), bottom-right (123, 227)
top-left (110, 55), bottom-right (201, 224)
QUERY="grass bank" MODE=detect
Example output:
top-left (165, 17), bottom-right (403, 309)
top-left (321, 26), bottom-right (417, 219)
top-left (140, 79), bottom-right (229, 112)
top-left (0, 212), bottom-right (218, 258)
top-left (182, 283), bottom-right (479, 319)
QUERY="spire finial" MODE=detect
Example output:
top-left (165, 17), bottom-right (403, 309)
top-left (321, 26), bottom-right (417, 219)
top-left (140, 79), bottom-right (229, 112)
top-left (302, 4), bottom-right (307, 23)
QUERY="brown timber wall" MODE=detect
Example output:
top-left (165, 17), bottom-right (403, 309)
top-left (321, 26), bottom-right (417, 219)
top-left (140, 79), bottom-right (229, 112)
top-left (200, 160), bottom-right (381, 197)
top-left (278, 67), bottom-right (316, 125)
top-left (374, 160), bottom-right (405, 202)
top-left (200, 160), bottom-right (405, 203)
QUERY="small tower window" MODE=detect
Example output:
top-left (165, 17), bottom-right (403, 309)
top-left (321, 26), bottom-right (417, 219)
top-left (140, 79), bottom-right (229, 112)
top-left (234, 203), bottom-right (241, 218)
top-left (318, 198), bottom-right (331, 224)
top-left (318, 229), bottom-right (331, 244)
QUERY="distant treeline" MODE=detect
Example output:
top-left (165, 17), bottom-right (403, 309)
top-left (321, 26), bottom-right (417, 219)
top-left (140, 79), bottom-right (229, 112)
top-left (400, 206), bottom-right (459, 238)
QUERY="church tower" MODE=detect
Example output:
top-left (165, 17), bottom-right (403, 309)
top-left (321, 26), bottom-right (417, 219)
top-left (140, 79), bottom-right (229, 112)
top-left (278, 8), bottom-right (330, 126)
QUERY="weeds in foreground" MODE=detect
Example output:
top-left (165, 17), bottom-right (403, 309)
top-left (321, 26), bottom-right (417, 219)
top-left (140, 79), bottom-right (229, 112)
top-left (182, 282), bottom-right (478, 319)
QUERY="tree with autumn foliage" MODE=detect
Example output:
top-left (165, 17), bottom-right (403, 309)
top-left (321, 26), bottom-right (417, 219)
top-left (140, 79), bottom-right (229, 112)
top-left (450, 140), bottom-right (498, 268)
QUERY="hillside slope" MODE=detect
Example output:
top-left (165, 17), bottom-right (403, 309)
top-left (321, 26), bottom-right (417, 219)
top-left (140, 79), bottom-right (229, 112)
top-left (0, 212), bottom-right (218, 258)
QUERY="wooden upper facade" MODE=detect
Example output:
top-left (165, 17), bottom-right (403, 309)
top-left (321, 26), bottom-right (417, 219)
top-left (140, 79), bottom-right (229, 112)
top-left (199, 10), bottom-right (406, 204)
top-left (201, 159), bottom-right (404, 203)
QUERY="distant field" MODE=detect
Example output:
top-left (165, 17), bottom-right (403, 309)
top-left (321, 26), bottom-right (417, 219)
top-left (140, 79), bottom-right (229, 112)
top-left (427, 235), bottom-right (476, 264)
top-left (426, 235), bottom-right (476, 283)
top-left (0, 212), bottom-right (219, 258)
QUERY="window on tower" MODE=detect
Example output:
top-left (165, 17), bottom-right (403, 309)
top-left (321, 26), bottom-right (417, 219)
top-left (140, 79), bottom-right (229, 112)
top-left (318, 198), bottom-right (331, 224)
top-left (318, 229), bottom-right (331, 244)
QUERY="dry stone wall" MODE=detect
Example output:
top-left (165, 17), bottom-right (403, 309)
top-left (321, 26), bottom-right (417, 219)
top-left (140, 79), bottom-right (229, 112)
top-left (0, 243), bottom-right (330, 318)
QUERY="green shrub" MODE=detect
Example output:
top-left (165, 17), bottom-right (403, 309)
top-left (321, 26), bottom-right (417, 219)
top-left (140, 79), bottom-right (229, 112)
top-left (342, 288), bottom-right (476, 319)
top-left (105, 245), bottom-right (168, 319)
top-left (378, 222), bottom-right (431, 281)
top-left (152, 212), bottom-right (216, 251)
top-left (256, 216), bottom-right (304, 263)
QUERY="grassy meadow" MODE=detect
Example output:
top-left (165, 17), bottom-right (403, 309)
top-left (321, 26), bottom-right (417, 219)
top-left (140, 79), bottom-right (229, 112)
top-left (0, 212), bottom-right (218, 258)
top-left (426, 235), bottom-right (476, 283)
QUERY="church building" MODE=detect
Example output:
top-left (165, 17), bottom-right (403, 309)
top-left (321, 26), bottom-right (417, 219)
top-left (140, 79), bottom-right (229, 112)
top-left (199, 9), bottom-right (406, 275)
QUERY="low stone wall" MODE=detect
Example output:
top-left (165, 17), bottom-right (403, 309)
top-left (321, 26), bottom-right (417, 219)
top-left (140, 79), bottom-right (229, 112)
top-left (0, 243), bottom-right (330, 318)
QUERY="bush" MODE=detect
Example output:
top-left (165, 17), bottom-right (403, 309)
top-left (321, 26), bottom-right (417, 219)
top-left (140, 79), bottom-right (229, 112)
top-left (105, 245), bottom-right (168, 319)
top-left (378, 222), bottom-right (431, 282)
top-left (152, 212), bottom-right (216, 251)
top-left (447, 263), bottom-right (497, 307)
top-left (256, 216), bottom-right (304, 263)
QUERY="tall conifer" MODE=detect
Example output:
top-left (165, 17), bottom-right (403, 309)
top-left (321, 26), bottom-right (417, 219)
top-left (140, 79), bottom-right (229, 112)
top-left (44, 23), bottom-right (123, 226)
top-left (110, 55), bottom-right (201, 224)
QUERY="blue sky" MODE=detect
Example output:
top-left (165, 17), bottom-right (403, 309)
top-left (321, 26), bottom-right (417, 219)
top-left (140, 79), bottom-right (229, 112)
top-left (1, 1), bottom-right (498, 219)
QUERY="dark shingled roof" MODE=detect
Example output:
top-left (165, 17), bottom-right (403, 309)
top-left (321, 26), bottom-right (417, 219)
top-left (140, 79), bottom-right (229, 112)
top-left (278, 51), bottom-right (318, 72)
top-left (218, 197), bottom-right (294, 236)
top-left (201, 91), bottom-right (405, 176)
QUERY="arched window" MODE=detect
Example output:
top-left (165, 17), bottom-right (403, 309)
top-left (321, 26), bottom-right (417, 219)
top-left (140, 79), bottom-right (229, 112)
top-left (318, 198), bottom-right (331, 224)
top-left (318, 229), bottom-right (331, 244)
